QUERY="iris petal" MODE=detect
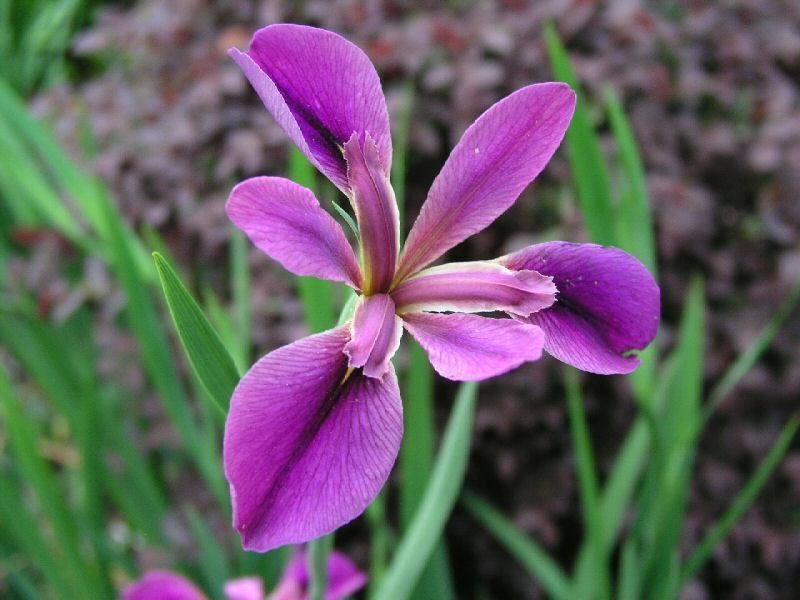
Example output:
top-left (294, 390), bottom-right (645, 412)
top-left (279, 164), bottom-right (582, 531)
top-left (392, 261), bottom-right (555, 316)
top-left (500, 242), bottom-right (660, 374)
top-left (230, 24), bottom-right (391, 193)
top-left (224, 327), bottom-right (402, 552)
top-left (227, 176), bottom-right (362, 288)
top-left (402, 312), bottom-right (545, 381)
top-left (344, 294), bottom-right (403, 379)
top-left (396, 83), bottom-right (575, 281)
top-left (344, 134), bottom-right (399, 294)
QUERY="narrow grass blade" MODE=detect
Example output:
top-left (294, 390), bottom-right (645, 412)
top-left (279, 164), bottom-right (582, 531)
top-left (0, 79), bottom-right (153, 279)
top-left (102, 193), bottom-right (225, 504)
top-left (617, 539), bottom-right (642, 600)
top-left (392, 80), bottom-right (414, 237)
top-left (604, 84), bottom-right (659, 399)
top-left (308, 533), bottom-right (334, 600)
top-left (187, 509), bottom-right (231, 596)
top-left (154, 252), bottom-right (239, 414)
top-left (0, 368), bottom-right (90, 597)
top-left (544, 23), bottom-right (615, 247)
top-left (571, 343), bottom-right (676, 587)
top-left (365, 491), bottom-right (393, 596)
top-left (230, 226), bottom-right (252, 369)
top-left (289, 148), bottom-right (338, 332)
top-left (640, 276), bottom-right (705, 597)
top-left (0, 473), bottom-right (74, 598)
top-left (461, 491), bottom-right (571, 600)
top-left (705, 278), bottom-right (800, 418)
top-left (679, 415), bottom-right (799, 586)
top-left (564, 368), bottom-right (610, 600)
top-left (604, 85), bottom-right (657, 277)
top-left (400, 340), bottom-right (436, 527)
top-left (375, 382), bottom-right (478, 600)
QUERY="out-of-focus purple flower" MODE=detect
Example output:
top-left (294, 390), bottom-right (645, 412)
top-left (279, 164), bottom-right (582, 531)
top-left (225, 24), bottom-right (659, 552)
top-left (120, 570), bottom-right (207, 600)
top-left (121, 550), bottom-right (365, 600)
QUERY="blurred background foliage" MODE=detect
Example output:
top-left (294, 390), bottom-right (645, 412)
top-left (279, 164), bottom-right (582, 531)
top-left (1, 1), bottom-right (799, 599)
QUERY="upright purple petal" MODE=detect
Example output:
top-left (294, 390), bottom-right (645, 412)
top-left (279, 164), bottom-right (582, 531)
top-left (500, 242), bottom-right (660, 374)
top-left (270, 551), bottom-right (366, 600)
top-left (230, 24), bottom-right (391, 192)
top-left (224, 328), bottom-right (403, 552)
top-left (344, 133), bottom-right (399, 293)
top-left (402, 312), bottom-right (545, 381)
top-left (121, 571), bottom-right (206, 600)
top-left (395, 83), bottom-right (575, 281)
top-left (392, 261), bottom-right (555, 316)
top-left (227, 177), bottom-right (361, 288)
top-left (343, 294), bottom-right (402, 379)
top-left (225, 577), bottom-right (264, 600)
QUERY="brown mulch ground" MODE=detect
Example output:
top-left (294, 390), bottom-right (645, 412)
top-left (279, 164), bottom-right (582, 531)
top-left (24, 1), bottom-right (800, 597)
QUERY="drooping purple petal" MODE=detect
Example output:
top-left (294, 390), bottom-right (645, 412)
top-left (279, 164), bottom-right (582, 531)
top-left (500, 242), bottom-right (660, 374)
top-left (343, 294), bottom-right (402, 379)
top-left (229, 24), bottom-right (391, 193)
top-left (271, 551), bottom-right (366, 600)
top-left (227, 177), bottom-right (361, 288)
top-left (392, 261), bottom-right (555, 316)
top-left (402, 312), bottom-right (545, 381)
top-left (121, 571), bottom-right (206, 600)
top-left (225, 577), bottom-right (264, 600)
top-left (224, 327), bottom-right (403, 552)
top-left (395, 83), bottom-right (575, 281)
top-left (344, 133), bottom-right (399, 293)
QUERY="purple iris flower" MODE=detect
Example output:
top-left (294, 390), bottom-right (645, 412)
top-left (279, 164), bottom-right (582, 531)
top-left (121, 549), bottom-right (366, 600)
top-left (224, 24), bottom-right (659, 552)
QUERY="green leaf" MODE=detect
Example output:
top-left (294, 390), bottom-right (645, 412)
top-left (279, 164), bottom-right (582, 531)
top-left (400, 340), bottom-right (437, 527)
top-left (102, 194), bottom-right (224, 504)
top-left (679, 415), bottom-right (799, 587)
top-left (638, 276), bottom-right (705, 597)
top-left (288, 148), bottom-right (339, 333)
top-left (392, 80), bottom-right (415, 238)
top-left (375, 382), bottom-right (478, 600)
top-left (604, 85), bottom-right (657, 277)
top-left (564, 368), bottom-right (610, 600)
top-left (705, 278), bottom-right (800, 418)
top-left (604, 85), bottom-right (659, 400)
top-left (461, 491), bottom-right (572, 600)
top-left (544, 23), bottom-right (615, 247)
top-left (187, 509), bottom-right (231, 597)
top-left (153, 252), bottom-right (239, 414)
top-left (401, 342), bottom-right (457, 600)
top-left (0, 365), bottom-right (93, 598)
top-left (308, 533), bottom-right (335, 600)
top-left (365, 491), bottom-right (393, 596)
top-left (230, 226), bottom-right (252, 369)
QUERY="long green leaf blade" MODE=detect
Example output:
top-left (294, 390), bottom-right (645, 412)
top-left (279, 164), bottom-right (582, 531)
top-left (153, 252), bottom-right (240, 414)
top-left (679, 415), bottom-right (799, 586)
top-left (461, 491), bottom-right (572, 600)
top-left (564, 369), bottom-right (610, 600)
top-left (375, 382), bottom-right (478, 600)
top-left (544, 23), bottom-right (615, 246)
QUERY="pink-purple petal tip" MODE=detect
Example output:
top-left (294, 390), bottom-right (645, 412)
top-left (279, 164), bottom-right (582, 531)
top-left (121, 571), bottom-right (207, 600)
top-left (231, 24), bottom-right (391, 193)
top-left (227, 177), bottom-right (361, 288)
top-left (396, 82), bottom-right (575, 281)
top-left (501, 242), bottom-right (660, 374)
